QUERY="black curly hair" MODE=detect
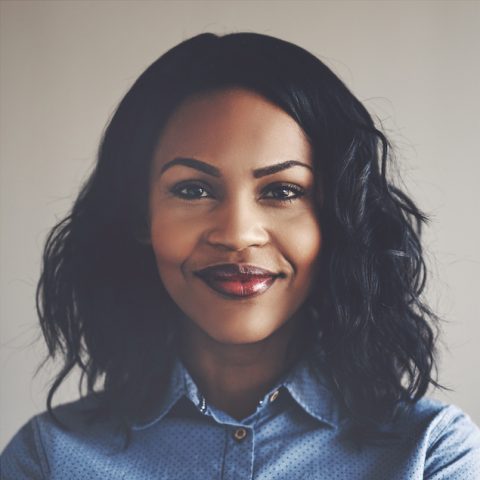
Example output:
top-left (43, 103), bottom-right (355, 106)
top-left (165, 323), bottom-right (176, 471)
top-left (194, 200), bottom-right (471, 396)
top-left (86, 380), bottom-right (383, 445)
top-left (37, 32), bottom-right (440, 444)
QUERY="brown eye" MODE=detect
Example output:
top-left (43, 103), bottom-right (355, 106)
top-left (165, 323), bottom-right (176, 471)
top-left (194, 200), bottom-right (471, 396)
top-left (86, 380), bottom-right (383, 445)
top-left (171, 182), bottom-right (213, 200)
top-left (262, 183), bottom-right (306, 202)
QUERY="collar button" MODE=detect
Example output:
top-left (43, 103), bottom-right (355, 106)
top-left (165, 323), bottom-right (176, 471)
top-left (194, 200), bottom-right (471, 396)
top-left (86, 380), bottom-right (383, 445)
top-left (233, 427), bottom-right (248, 442)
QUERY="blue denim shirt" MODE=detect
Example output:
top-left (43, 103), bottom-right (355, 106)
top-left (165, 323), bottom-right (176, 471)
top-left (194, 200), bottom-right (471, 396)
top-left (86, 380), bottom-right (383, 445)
top-left (2, 354), bottom-right (480, 479)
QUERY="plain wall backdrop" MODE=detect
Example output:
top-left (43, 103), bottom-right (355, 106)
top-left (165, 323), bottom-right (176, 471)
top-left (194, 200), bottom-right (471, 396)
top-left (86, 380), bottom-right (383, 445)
top-left (1, 0), bottom-right (479, 450)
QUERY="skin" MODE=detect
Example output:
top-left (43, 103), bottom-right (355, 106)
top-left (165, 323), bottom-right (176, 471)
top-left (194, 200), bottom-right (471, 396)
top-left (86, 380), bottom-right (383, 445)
top-left (149, 88), bottom-right (322, 420)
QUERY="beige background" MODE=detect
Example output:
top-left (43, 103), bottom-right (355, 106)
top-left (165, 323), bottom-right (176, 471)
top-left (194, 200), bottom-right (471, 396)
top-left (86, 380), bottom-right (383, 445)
top-left (1, 0), bottom-right (479, 450)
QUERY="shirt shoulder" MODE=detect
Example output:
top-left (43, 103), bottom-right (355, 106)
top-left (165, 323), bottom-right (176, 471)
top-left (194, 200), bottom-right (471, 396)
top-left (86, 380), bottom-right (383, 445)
top-left (1, 395), bottom-right (117, 480)
top-left (398, 397), bottom-right (480, 479)
top-left (1, 414), bottom-right (47, 479)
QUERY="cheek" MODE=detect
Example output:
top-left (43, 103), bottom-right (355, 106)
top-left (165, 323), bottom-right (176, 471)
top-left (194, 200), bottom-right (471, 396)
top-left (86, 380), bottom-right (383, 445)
top-left (279, 213), bottom-right (322, 272)
top-left (150, 199), bottom-right (321, 272)
top-left (150, 211), bottom-right (199, 269)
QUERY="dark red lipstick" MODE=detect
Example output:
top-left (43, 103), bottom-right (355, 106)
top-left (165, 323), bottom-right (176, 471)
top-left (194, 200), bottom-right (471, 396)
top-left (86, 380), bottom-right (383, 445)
top-left (194, 264), bottom-right (282, 298)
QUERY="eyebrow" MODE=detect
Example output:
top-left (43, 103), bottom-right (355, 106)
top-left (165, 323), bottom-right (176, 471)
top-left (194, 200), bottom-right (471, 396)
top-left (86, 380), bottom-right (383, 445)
top-left (159, 157), bottom-right (313, 178)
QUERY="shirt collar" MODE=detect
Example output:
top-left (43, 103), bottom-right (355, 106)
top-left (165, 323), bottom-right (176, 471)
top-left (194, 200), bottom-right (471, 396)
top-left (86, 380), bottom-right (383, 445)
top-left (133, 350), bottom-right (339, 431)
top-left (132, 359), bottom-right (188, 431)
top-left (282, 353), bottom-right (339, 429)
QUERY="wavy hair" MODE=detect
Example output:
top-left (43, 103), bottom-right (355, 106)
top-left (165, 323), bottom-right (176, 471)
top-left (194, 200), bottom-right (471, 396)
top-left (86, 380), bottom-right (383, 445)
top-left (37, 32), bottom-right (440, 443)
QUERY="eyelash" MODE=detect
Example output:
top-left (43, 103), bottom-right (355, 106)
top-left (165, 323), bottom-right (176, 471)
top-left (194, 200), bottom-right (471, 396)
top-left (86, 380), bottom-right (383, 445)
top-left (170, 181), bottom-right (306, 203)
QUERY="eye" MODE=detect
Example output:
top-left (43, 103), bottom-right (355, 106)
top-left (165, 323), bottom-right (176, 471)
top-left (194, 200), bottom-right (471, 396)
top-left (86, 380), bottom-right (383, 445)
top-left (261, 183), bottom-right (306, 202)
top-left (170, 181), bottom-right (213, 200)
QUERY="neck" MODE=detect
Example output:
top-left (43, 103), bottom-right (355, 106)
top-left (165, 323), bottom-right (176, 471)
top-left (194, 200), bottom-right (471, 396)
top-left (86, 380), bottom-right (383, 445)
top-left (179, 314), bottom-right (307, 420)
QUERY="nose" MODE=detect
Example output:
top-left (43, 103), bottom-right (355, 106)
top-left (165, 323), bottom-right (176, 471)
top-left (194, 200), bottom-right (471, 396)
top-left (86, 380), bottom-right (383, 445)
top-left (204, 196), bottom-right (270, 251)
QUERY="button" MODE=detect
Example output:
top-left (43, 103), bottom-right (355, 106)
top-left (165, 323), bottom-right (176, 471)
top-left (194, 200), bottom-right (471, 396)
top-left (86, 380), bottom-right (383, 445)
top-left (269, 390), bottom-right (280, 402)
top-left (233, 427), bottom-right (247, 442)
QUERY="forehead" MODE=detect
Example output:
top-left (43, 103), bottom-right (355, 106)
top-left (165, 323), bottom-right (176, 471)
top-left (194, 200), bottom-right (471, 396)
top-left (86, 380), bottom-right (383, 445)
top-left (152, 88), bottom-right (313, 173)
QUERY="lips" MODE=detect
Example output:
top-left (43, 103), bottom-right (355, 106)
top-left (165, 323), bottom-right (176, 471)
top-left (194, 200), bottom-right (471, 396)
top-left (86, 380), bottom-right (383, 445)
top-left (193, 264), bottom-right (282, 298)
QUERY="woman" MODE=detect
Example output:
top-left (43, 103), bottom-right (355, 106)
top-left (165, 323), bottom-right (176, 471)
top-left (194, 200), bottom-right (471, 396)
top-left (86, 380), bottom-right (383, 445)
top-left (2, 32), bottom-right (479, 479)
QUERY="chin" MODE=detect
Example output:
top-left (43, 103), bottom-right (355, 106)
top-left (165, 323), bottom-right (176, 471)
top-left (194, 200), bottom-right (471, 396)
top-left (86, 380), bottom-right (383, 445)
top-left (200, 315), bottom-right (290, 346)
top-left (207, 330), bottom-right (271, 346)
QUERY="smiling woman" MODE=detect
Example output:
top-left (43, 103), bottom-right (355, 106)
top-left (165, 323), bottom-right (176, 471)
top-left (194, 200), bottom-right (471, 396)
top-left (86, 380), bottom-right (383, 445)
top-left (149, 89), bottom-right (321, 420)
top-left (150, 89), bottom-right (320, 342)
top-left (2, 33), bottom-right (480, 479)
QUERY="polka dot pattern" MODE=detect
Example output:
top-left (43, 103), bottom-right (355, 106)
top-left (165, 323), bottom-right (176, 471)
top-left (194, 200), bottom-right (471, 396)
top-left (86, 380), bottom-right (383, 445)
top-left (2, 356), bottom-right (480, 479)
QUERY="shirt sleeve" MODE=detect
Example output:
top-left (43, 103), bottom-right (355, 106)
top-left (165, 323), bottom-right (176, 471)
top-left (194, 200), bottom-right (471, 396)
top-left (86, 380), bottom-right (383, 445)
top-left (425, 405), bottom-right (480, 479)
top-left (1, 417), bottom-right (48, 480)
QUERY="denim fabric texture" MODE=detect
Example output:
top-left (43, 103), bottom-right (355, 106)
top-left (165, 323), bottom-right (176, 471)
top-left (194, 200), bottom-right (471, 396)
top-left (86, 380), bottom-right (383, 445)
top-left (2, 353), bottom-right (480, 479)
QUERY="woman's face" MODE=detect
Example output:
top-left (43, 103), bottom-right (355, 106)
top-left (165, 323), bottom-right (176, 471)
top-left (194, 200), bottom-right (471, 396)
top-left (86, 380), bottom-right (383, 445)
top-left (149, 88), bottom-right (321, 345)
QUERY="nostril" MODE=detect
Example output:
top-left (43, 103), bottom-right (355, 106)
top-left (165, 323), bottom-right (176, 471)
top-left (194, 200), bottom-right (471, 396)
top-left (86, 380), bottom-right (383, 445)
top-left (204, 224), bottom-right (269, 251)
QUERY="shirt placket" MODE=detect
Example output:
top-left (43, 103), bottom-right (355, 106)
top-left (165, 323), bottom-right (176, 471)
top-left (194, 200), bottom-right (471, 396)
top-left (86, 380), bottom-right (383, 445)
top-left (185, 366), bottom-right (283, 480)
top-left (221, 424), bottom-right (255, 480)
